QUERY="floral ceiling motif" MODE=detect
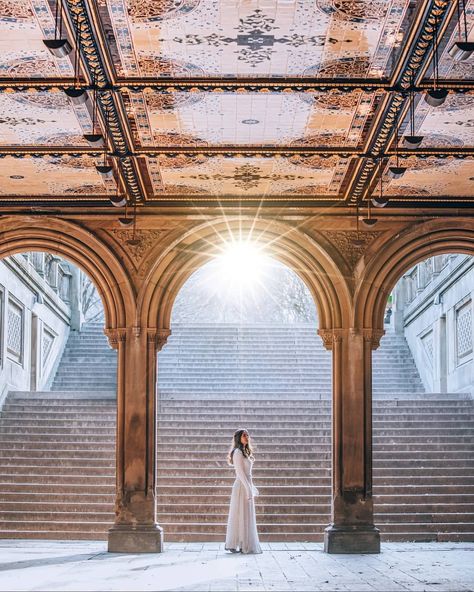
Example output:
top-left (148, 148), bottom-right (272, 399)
top-left (127, 0), bottom-right (201, 22)
top-left (0, 0), bottom-right (472, 202)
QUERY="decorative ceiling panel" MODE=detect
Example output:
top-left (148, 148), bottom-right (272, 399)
top-left (384, 158), bottom-right (474, 198)
top-left (0, 0), bottom-right (73, 78)
top-left (0, 92), bottom-right (90, 145)
top-left (438, 0), bottom-right (474, 79)
top-left (149, 155), bottom-right (348, 197)
top-left (127, 89), bottom-right (381, 148)
top-left (0, 155), bottom-right (115, 196)
top-left (413, 93), bottom-right (474, 149)
top-left (107, 0), bottom-right (412, 78)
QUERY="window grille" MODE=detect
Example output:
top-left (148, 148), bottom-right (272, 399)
top-left (456, 301), bottom-right (472, 361)
top-left (7, 299), bottom-right (23, 364)
top-left (42, 326), bottom-right (55, 368)
top-left (421, 330), bottom-right (434, 367)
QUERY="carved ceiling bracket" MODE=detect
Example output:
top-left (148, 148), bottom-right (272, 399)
top-left (347, 0), bottom-right (451, 204)
top-left (64, 0), bottom-right (145, 203)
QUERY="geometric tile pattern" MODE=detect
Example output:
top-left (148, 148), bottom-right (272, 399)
top-left (0, 0), bottom-right (472, 202)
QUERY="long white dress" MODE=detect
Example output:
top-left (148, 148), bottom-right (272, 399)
top-left (225, 448), bottom-right (262, 554)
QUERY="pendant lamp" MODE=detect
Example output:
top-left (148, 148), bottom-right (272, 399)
top-left (43, 0), bottom-right (72, 57)
top-left (448, 0), bottom-right (474, 60)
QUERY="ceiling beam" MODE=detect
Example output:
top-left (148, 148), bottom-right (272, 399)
top-left (344, 0), bottom-right (456, 204)
top-left (63, 0), bottom-right (146, 202)
top-left (0, 78), bottom-right (472, 93)
top-left (0, 146), bottom-right (472, 158)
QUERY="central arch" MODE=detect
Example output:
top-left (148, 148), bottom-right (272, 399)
top-left (138, 217), bottom-right (350, 333)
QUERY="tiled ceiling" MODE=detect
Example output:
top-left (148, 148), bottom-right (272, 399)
top-left (0, 0), bottom-right (472, 205)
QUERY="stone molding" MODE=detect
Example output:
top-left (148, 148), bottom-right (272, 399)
top-left (147, 328), bottom-right (171, 352)
top-left (104, 328), bottom-right (127, 350)
top-left (318, 328), bottom-right (384, 350)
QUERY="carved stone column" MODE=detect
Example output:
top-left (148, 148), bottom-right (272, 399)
top-left (318, 327), bottom-right (383, 554)
top-left (105, 326), bottom-right (170, 553)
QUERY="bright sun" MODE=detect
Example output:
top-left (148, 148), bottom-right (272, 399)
top-left (214, 241), bottom-right (269, 291)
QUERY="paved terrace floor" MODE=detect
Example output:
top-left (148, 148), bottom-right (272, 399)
top-left (0, 541), bottom-right (472, 592)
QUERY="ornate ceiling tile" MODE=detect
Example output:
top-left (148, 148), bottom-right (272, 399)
top-left (0, 93), bottom-right (90, 146)
top-left (106, 0), bottom-right (411, 78)
top-left (0, 155), bottom-right (112, 196)
top-left (385, 159), bottom-right (474, 198)
top-left (0, 0), bottom-right (73, 78)
top-left (150, 155), bottom-right (343, 197)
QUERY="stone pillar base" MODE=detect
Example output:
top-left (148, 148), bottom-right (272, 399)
top-left (108, 524), bottom-right (164, 553)
top-left (324, 525), bottom-right (380, 554)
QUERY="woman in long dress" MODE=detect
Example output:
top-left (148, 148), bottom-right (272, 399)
top-left (225, 428), bottom-right (262, 554)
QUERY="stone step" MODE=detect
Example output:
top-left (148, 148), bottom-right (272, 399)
top-left (154, 484), bottom-right (474, 496)
top-left (0, 492), bottom-right (114, 503)
top-left (0, 520), bottom-right (112, 533)
top-left (0, 530), bottom-right (108, 541)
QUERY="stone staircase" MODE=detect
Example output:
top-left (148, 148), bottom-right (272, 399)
top-left (51, 324), bottom-right (117, 392)
top-left (159, 324), bottom-right (425, 397)
top-left (0, 323), bottom-right (472, 542)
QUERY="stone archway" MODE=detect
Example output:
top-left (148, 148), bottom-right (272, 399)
top-left (0, 216), bottom-right (139, 551)
top-left (355, 219), bottom-right (474, 333)
top-left (135, 217), bottom-right (381, 551)
top-left (351, 219), bottom-right (474, 547)
top-left (139, 217), bottom-right (351, 332)
top-left (0, 217), bottom-right (133, 330)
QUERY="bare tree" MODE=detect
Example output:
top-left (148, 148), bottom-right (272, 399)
top-left (81, 273), bottom-right (104, 323)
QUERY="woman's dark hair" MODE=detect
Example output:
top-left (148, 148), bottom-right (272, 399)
top-left (227, 428), bottom-right (254, 465)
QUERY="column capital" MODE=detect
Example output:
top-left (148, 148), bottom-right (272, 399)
top-left (104, 327), bottom-right (127, 350)
top-left (360, 328), bottom-right (385, 350)
top-left (318, 328), bottom-right (345, 350)
top-left (147, 328), bottom-right (171, 352)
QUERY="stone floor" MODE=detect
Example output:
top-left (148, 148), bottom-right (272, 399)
top-left (0, 540), bottom-right (472, 592)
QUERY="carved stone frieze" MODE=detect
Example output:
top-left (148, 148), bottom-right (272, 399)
top-left (320, 230), bottom-right (383, 272)
top-left (109, 229), bottom-right (164, 267)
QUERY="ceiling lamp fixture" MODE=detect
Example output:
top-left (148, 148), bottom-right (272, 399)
top-left (126, 200), bottom-right (141, 246)
top-left (64, 14), bottom-right (86, 105)
top-left (43, 0), bottom-right (72, 58)
top-left (118, 202), bottom-right (133, 226)
top-left (83, 77), bottom-right (104, 147)
top-left (371, 159), bottom-right (389, 210)
top-left (449, 0), bottom-right (474, 60)
top-left (425, 15), bottom-right (449, 107)
top-left (388, 99), bottom-right (407, 179)
top-left (96, 106), bottom-right (113, 180)
top-left (403, 78), bottom-right (424, 149)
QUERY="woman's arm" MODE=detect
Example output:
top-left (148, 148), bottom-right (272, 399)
top-left (233, 449), bottom-right (253, 500)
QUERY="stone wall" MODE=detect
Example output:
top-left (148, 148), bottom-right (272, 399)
top-left (392, 255), bottom-right (473, 395)
top-left (0, 253), bottom-right (75, 405)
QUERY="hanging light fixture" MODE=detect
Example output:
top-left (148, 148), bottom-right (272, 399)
top-left (96, 105), bottom-right (113, 180)
top-left (389, 99), bottom-right (407, 179)
top-left (43, 0), bottom-right (72, 57)
top-left (83, 76), bottom-right (104, 147)
top-left (110, 191), bottom-right (127, 208)
top-left (353, 202), bottom-right (365, 247)
top-left (64, 14), bottom-right (87, 105)
top-left (126, 200), bottom-right (141, 245)
top-left (403, 77), bottom-right (424, 148)
top-left (425, 14), bottom-right (449, 107)
top-left (370, 159), bottom-right (388, 212)
top-left (449, 0), bottom-right (474, 60)
top-left (118, 202), bottom-right (133, 226)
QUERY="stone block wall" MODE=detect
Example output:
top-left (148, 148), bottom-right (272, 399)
top-left (0, 254), bottom-right (73, 405)
top-left (392, 255), bottom-right (473, 395)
